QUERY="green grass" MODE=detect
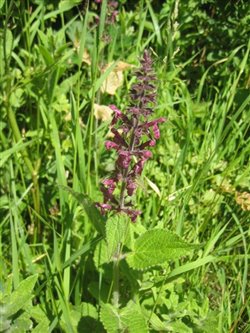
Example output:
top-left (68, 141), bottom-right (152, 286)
top-left (0, 1), bottom-right (249, 332)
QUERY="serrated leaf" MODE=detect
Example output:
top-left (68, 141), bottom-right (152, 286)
top-left (120, 301), bottom-right (148, 333)
top-left (106, 215), bottom-right (129, 261)
top-left (147, 312), bottom-right (167, 331)
top-left (60, 186), bottom-right (106, 236)
top-left (100, 302), bottom-right (148, 333)
top-left (100, 303), bottom-right (121, 333)
top-left (6, 274), bottom-right (38, 317)
top-left (166, 320), bottom-right (193, 333)
top-left (126, 230), bottom-right (197, 270)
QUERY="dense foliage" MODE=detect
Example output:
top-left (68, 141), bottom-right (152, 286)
top-left (0, 0), bottom-right (249, 332)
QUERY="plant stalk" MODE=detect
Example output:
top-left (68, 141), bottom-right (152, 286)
top-left (112, 242), bottom-right (121, 308)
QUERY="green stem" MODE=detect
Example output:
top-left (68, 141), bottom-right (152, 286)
top-left (112, 242), bottom-right (121, 308)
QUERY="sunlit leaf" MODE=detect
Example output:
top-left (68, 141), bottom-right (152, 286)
top-left (100, 301), bottom-right (148, 333)
top-left (5, 274), bottom-right (38, 318)
top-left (105, 215), bottom-right (129, 261)
top-left (94, 103), bottom-right (113, 121)
top-left (145, 176), bottom-right (161, 197)
top-left (101, 61), bottom-right (133, 95)
top-left (127, 229), bottom-right (198, 270)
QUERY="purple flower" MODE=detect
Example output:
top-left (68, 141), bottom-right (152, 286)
top-left (126, 179), bottom-right (137, 196)
top-left (142, 150), bottom-right (152, 159)
top-left (105, 141), bottom-right (119, 150)
top-left (109, 104), bottom-right (122, 116)
top-left (96, 203), bottom-right (112, 214)
top-left (120, 208), bottom-right (142, 222)
top-left (131, 159), bottom-right (146, 176)
top-left (117, 151), bottom-right (131, 169)
top-left (111, 128), bottom-right (128, 147)
top-left (97, 50), bottom-right (165, 222)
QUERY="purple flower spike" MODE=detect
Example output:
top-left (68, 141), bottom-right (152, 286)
top-left (97, 50), bottom-right (165, 222)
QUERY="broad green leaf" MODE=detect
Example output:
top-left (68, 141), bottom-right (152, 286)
top-left (166, 320), bottom-right (193, 333)
top-left (126, 229), bottom-right (197, 270)
top-left (100, 302), bottom-right (148, 333)
top-left (60, 186), bottom-right (106, 235)
top-left (106, 215), bottom-right (129, 261)
top-left (148, 312), bottom-right (167, 331)
top-left (100, 303), bottom-right (121, 333)
top-left (120, 301), bottom-right (148, 333)
top-left (6, 274), bottom-right (38, 317)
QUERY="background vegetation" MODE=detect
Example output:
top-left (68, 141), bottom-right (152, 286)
top-left (0, 0), bottom-right (249, 332)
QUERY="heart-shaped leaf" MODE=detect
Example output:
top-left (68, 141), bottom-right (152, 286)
top-left (126, 229), bottom-right (198, 270)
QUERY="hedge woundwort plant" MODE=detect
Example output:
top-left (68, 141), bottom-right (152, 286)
top-left (96, 50), bottom-right (165, 309)
top-left (97, 50), bottom-right (165, 222)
